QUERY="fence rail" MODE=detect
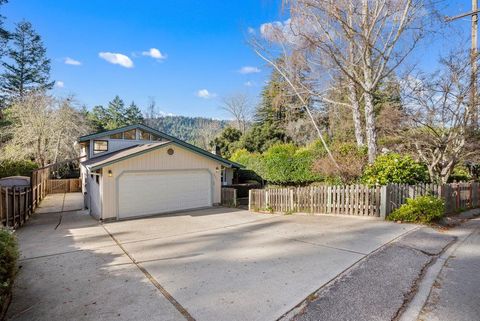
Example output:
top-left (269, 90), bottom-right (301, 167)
top-left (47, 178), bottom-right (82, 194)
top-left (1, 166), bottom-right (82, 229)
top-left (249, 182), bottom-right (480, 218)
top-left (221, 187), bottom-right (237, 207)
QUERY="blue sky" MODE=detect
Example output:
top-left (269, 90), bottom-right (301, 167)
top-left (3, 0), bottom-right (285, 118)
top-left (1, 0), bottom-right (475, 119)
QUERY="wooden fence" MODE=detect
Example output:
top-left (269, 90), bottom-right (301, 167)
top-left (249, 182), bottom-right (480, 218)
top-left (221, 187), bottom-right (237, 207)
top-left (0, 167), bottom-right (50, 229)
top-left (47, 178), bottom-right (82, 194)
top-left (1, 167), bottom-right (82, 229)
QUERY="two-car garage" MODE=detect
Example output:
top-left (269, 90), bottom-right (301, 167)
top-left (117, 170), bottom-right (212, 219)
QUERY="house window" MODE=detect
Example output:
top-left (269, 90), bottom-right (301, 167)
top-left (151, 134), bottom-right (162, 141)
top-left (110, 133), bottom-right (123, 139)
top-left (93, 140), bottom-right (108, 154)
top-left (123, 129), bottom-right (136, 140)
top-left (139, 130), bottom-right (150, 140)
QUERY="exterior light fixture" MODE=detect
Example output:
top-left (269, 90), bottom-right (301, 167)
top-left (108, 170), bottom-right (113, 177)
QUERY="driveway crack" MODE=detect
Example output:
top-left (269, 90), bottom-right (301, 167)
top-left (101, 223), bottom-right (196, 321)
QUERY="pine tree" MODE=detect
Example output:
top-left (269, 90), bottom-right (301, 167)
top-left (105, 96), bottom-right (127, 130)
top-left (125, 101), bottom-right (144, 125)
top-left (1, 21), bottom-right (54, 105)
top-left (0, 0), bottom-right (9, 58)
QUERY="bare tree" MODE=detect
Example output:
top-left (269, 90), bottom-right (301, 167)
top-left (2, 92), bottom-right (90, 166)
top-left (403, 52), bottom-right (478, 183)
top-left (254, 0), bottom-right (432, 163)
top-left (195, 120), bottom-right (222, 151)
top-left (220, 93), bottom-right (251, 134)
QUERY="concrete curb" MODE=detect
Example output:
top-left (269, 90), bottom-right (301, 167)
top-left (398, 218), bottom-right (480, 321)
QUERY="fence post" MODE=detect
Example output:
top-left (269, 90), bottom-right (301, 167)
top-left (289, 188), bottom-right (294, 212)
top-left (380, 185), bottom-right (389, 219)
top-left (233, 189), bottom-right (237, 208)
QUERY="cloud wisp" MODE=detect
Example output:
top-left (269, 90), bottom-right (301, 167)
top-left (64, 57), bottom-right (81, 66)
top-left (196, 89), bottom-right (217, 99)
top-left (55, 81), bottom-right (64, 88)
top-left (239, 66), bottom-right (261, 74)
top-left (142, 48), bottom-right (167, 60)
top-left (99, 52), bottom-right (134, 68)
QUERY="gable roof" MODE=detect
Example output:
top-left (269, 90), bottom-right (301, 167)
top-left (79, 124), bottom-right (243, 169)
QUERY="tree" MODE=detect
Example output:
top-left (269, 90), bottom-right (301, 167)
top-left (0, 0), bottom-right (9, 59)
top-left (402, 51), bottom-right (479, 184)
top-left (241, 122), bottom-right (287, 153)
top-left (255, 0), bottom-right (432, 163)
top-left (1, 92), bottom-right (90, 166)
top-left (125, 101), bottom-right (144, 125)
top-left (210, 127), bottom-right (242, 159)
top-left (196, 119), bottom-right (221, 151)
top-left (1, 21), bottom-right (54, 105)
top-left (220, 93), bottom-right (251, 134)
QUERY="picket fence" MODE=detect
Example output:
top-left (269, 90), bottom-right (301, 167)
top-left (249, 183), bottom-right (480, 218)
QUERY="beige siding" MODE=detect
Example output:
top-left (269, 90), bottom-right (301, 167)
top-left (101, 144), bottom-right (222, 219)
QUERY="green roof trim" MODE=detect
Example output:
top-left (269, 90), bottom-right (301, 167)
top-left (79, 124), bottom-right (244, 169)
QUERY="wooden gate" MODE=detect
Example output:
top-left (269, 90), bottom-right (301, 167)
top-left (47, 179), bottom-right (82, 194)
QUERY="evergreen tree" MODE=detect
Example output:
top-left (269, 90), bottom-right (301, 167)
top-left (125, 101), bottom-right (144, 125)
top-left (0, 0), bottom-right (9, 58)
top-left (105, 95), bottom-right (127, 130)
top-left (1, 21), bottom-right (54, 105)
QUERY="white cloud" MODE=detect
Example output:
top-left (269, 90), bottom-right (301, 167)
top-left (98, 52), bottom-right (134, 68)
top-left (247, 27), bottom-right (256, 35)
top-left (196, 89), bottom-right (217, 99)
top-left (142, 48), bottom-right (167, 60)
top-left (64, 57), bottom-right (81, 66)
top-left (244, 81), bottom-right (254, 87)
top-left (239, 66), bottom-right (261, 74)
top-left (55, 81), bottom-right (64, 88)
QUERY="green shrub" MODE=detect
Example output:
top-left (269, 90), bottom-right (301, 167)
top-left (362, 153), bottom-right (429, 186)
top-left (387, 196), bottom-right (445, 223)
top-left (448, 166), bottom-right (472, 183)
top-left (0, 159), bottom-right (38, 178)
top-left (0, 228), bottom-right (18, 311)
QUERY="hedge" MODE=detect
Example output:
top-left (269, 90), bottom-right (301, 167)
top-left (0, 228), bottom-right (18, 319)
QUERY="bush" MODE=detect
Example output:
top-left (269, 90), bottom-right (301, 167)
top-left (0, 228), bottom-right (18, 316)
top-left (448, 166), bottom-right (472, 183)
top-left (362, 153), bottom-right (429, 186)
top-left (387, 196), bottom-right (444, 223)
top-left (0, 159), bottom-right (38, 178)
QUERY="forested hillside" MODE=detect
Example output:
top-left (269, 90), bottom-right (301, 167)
top-left (145, 116), bottom-right (229, 145)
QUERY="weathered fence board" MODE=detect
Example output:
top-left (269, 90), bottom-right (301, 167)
top-left (249, 182), bottom-right (480, 218)
top-left (221, 187), bottom-right (237, 207)
top-left (47, 178), bottom-right (82, 194)
top-left (1, 166), bottom-right (81, 228)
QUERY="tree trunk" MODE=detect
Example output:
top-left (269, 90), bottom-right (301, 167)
top-left (364, 90), bottom-right (377, 163)
top-left (348, 80), bottom-right (365, 147)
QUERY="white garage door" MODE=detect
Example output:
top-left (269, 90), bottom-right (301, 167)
top-left (118, 170), bottom-right (212, 219)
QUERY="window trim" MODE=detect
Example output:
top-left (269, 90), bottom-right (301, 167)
top-left (93, 140), bottom-right (109, 154)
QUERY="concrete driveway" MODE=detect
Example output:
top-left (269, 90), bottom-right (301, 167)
top-left (8, 193), bottom-right (417, 321)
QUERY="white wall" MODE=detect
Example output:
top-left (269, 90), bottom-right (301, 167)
top-left (100, 144), bottom-right (223, 220)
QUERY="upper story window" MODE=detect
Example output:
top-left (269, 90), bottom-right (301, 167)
top-left (139, 130), bottom-right (150, 140)
top-left (123, 129), bottom-right (136, 140)
top-left (110, 133), bottom-right (123, 139)
top-left (93, 140), bottom-right (108, 154)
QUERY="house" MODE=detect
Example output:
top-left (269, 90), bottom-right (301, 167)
top-left (78, 124), bottom-right (242, 220)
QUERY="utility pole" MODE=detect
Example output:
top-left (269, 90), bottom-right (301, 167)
top-left (446, 1), bottom-right (480, 128)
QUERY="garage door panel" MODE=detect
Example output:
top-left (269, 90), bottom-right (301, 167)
top-left (118, 170), bottom-right (212, 218)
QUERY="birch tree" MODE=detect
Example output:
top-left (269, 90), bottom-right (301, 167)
top-left (220, 93), bottom-right (251, 134)
top-left (255, 0), bottom-right (432, 163)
